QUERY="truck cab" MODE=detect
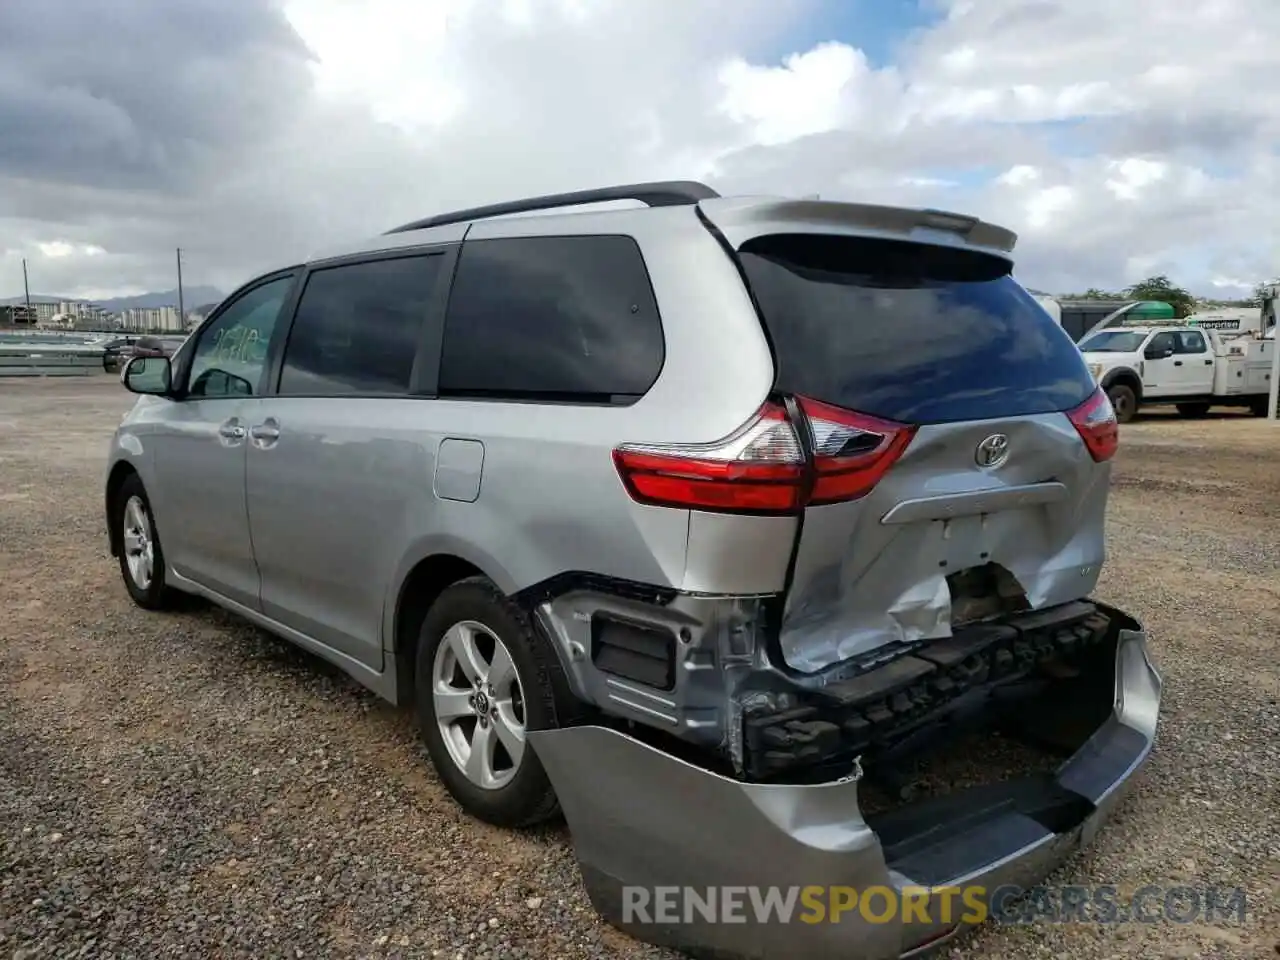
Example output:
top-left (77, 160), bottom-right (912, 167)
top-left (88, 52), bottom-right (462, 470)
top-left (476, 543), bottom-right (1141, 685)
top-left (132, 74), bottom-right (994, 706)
top-left (1080, 317), bottom-right (1274, 422)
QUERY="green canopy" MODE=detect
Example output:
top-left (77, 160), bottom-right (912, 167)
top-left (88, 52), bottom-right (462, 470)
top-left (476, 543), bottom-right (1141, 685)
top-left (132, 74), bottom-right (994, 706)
top-left (1126, 300), bottom-right (1176, 319)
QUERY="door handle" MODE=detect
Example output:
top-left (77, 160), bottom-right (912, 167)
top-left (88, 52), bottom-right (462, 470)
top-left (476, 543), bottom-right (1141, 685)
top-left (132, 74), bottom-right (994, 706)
top-left (218, 421), bottom-right (246, 441)
top-left (1204, 359), bottom-right (1213, 365)
top-left (249, 419), bottom-right (281, 447)
top-left (1173, 360), bottom-right (1183, 366)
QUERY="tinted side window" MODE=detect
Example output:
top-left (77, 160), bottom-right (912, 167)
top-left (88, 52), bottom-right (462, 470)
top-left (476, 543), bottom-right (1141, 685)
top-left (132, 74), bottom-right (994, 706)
top-left (187, 275), bottom-right (294, 399)
top-left (1174, 331), bottom-right (1207, 353)
top-left (438, 236), bottom-right (664, 402)
top-left (279, 254), bottom-right (443, 396)
top-left (1147, 332), bottom-right (1176, 355)
top-left (738, 234), bottom-right (1095, 425)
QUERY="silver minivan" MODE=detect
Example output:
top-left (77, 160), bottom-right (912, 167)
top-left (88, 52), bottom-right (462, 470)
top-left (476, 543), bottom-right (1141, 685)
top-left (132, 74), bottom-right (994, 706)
top-left (106, 181), bottom-right (1159, 960)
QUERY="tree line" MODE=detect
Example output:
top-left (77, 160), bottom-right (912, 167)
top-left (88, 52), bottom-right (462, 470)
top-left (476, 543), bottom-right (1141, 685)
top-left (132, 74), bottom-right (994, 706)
top-left (1059, 275), bottom-right (1270, 320)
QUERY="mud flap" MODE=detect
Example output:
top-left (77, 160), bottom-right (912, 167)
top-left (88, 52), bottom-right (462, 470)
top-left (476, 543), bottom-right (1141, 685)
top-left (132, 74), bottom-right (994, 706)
top-left (527, 623), bottom-right (1161, 960)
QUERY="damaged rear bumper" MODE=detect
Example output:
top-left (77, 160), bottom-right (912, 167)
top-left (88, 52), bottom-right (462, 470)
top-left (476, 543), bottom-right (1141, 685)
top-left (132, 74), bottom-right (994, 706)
top-left (527, 609), bottom-right (1161, 960)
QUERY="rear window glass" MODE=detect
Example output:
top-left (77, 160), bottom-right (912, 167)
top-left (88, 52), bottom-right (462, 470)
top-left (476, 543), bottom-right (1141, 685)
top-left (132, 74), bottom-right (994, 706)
top-left (738, 234), bottom-right (1096, 424)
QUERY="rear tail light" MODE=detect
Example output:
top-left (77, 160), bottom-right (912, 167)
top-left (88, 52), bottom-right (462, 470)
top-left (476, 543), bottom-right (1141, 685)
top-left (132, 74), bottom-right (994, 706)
top-left (1067, 386), bottom-right (1119, 462)
top-left (613, 398), bottom-right (915, 515)
top-left (798, 397), bottom-right (917, 505)
top-left (612, 401), bottom-right (805, 513)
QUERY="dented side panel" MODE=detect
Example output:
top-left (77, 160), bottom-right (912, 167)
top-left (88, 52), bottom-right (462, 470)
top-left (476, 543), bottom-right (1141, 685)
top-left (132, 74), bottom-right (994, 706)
top-left (536, 592), bottom-right (783, 768)
top-left (781, 413), bottom-right (1110, 674)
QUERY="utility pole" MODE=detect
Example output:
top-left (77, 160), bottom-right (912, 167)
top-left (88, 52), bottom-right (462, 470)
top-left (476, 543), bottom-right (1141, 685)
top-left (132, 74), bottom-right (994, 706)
top-left (22, 258), bottom-right (31, 320)
top-left (176, 248), bottom-right (185, 333)
top-left (1264, 283), bottom-right (1279, 422)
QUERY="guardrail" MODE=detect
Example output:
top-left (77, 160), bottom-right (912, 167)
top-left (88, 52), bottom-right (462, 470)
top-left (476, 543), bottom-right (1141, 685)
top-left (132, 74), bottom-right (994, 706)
top-left (0, 344), bottom-right (109, 377)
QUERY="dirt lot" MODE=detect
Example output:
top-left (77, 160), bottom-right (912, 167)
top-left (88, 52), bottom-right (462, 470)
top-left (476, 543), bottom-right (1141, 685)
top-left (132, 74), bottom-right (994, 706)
top-left (1, 376), bottom-right (1277, 959)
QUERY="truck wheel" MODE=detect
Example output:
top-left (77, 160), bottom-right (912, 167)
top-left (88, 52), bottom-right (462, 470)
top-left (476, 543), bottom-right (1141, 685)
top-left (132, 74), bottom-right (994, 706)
top-left (414, 576), bottom-right (583, 828)
top-left (1176, 402), bottom-right (1211, 418)
top-left (1107, 384), bottom-right (1137, 424)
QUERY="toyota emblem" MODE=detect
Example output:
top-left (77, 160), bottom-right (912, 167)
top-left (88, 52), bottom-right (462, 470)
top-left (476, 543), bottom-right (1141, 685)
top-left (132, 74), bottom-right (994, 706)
top-left (975, 433), bottom-right (1010, 468)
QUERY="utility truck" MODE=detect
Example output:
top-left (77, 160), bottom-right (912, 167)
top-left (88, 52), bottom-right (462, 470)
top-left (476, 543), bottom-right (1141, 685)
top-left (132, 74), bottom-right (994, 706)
top-left (1030, 294), bottom-right (1176, 343)
top-left (1078, 295), bottom-right (1277, 423)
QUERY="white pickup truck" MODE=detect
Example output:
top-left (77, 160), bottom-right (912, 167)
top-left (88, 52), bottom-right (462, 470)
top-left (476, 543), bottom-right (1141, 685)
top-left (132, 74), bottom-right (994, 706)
top-left (1079, 318), bottom-right (1275, 423)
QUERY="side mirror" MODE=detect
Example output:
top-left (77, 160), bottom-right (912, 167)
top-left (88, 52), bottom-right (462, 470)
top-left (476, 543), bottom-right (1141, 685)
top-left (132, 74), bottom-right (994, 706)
top-left (1143, 345), bottom-right (1173, 360)
top-left (121, 355), bottom-right (173, 396)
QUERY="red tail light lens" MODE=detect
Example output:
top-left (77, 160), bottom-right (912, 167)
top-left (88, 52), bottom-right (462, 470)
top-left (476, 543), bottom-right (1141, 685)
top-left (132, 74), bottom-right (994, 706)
top-left (612, 401), bottom-right (805, 513)
top-left (1067, 387), bottom-right (1119, 462)
top-left (798, 397), bottom-right (917, 505)
top-left (613, 397), bottom-right (914, 514)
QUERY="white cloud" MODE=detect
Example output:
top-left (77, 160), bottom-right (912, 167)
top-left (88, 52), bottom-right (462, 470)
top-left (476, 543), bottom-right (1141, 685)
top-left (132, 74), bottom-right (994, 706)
top-left (36, 241), bottom-right (106, 258)
top-left (717, 43), bottom-right (872, 147)
top-left (285, 0), bottom-right (464, 130)
top-left (1211, 275), bottom-right (1255, 289)
top-left (1024, 185), bottom-right (1076, 230)
top-left (898, 175), bottom-right (958, 188)
top-left (2, 0), bottom-right (1278, 301)
top-left (996, 165), bottom-right (1041, 188)
top-left (1105, 158), bottom-right (1167, 202)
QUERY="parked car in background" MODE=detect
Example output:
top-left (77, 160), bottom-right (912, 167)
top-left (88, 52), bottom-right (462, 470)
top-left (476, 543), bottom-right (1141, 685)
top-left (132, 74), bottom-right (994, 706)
top-left (101, 338), bottom-right (135, 373)
top-left (131, 336), bottom-right (170, 358)
top-left (106, 334), bottom-right (186, 373)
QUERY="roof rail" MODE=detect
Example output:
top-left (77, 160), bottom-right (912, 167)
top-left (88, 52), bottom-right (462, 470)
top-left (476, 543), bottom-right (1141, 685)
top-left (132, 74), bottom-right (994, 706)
top-left (383, 180), bottom-right (721, 234)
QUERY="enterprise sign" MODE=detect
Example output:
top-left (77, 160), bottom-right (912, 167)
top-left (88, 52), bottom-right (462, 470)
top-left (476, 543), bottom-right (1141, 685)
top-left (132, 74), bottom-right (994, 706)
top-left (1187, 317), bottom-right (1242, 330)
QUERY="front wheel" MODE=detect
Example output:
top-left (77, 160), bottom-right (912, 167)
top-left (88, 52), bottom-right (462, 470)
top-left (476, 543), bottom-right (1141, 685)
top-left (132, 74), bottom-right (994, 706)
top-left (414, 577), bottom-right (581, 828)
top-left (114, 473), bottom-right (180, 610)
top-left (1107, 383), bottom-right (1138, 424)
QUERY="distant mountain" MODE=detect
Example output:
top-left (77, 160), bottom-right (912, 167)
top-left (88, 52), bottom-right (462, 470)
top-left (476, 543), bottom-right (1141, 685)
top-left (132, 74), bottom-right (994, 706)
top-left (0, 285), bottom-right (224, 313)
top-left (95, 287), bottom-right (225, 312)
top-left (0, 294), bottom-right (72, 305)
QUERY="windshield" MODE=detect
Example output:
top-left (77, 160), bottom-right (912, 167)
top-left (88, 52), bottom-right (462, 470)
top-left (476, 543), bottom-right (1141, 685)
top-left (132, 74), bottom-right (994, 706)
top-left (1079, 331), bottom-right (1147, 353)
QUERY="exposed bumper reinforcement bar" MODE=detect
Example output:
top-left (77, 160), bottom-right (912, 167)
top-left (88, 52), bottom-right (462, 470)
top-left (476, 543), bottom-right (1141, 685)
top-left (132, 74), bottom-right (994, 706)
top-left (527, 618), bottom-right (1161, 960)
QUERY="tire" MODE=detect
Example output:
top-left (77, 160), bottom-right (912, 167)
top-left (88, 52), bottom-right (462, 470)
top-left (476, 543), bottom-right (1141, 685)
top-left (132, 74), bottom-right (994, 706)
top-left (1106, 383), bottom-right (1138, 424)
top-left (414, 576), bottom-right (584, 828)
top-left (1176, 402), bottom-right (1211, 418)
top-left (113, 473), bottom-right (180, 610)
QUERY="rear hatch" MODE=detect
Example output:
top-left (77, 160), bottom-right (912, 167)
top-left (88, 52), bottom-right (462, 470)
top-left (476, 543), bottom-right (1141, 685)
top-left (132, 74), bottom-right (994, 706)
top-left (724, 225), bottom-right (1114, 674)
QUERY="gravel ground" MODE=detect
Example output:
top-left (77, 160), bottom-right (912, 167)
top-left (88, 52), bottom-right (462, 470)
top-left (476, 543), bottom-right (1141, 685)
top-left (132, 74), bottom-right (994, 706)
top-left (1, 378), bottom-right (1277, 959)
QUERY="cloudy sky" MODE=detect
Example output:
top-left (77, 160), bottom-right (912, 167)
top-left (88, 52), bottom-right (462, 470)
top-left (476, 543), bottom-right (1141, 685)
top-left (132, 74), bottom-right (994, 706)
top-left (1, 0), bottom-right (1277, 302)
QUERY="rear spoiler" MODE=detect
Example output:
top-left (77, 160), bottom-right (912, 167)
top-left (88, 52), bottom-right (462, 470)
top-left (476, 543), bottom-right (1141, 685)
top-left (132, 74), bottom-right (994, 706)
top-left (696, 196), bottom-right (1018, 258)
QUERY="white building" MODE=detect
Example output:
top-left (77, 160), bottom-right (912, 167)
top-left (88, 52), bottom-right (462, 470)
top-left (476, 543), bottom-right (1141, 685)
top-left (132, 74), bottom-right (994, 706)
top-left (120, 305), bottom-right (181, 332)
top-left (50, 301), bottom-right (109, 324)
